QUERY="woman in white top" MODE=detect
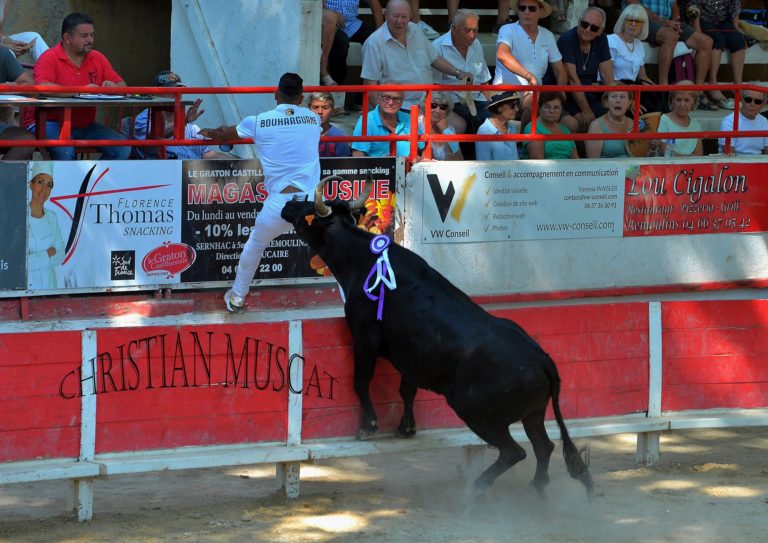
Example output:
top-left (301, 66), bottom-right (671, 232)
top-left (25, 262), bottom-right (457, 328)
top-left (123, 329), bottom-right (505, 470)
top-left (657, 80), bottom-right (703, 156)
top-left (608, 4), bottom-right (651, 84)
top-left (475, 92), bottom-right (521, 160)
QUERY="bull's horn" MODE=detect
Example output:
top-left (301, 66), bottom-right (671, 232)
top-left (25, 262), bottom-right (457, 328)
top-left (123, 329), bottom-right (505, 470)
top-left (315, 175), bottom-right (338, 218)
top-left (350, 173), bottom-right (373, 210)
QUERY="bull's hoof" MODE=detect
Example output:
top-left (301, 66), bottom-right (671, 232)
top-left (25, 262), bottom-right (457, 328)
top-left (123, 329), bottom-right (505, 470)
top-left (394, 425), bottom-right (416, 438)
top-left (357, 427), bottom-right (377, 440)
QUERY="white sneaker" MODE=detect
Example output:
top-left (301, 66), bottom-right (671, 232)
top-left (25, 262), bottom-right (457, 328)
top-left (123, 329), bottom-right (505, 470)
top-left (417, 20), bottom-right (440, 40)
top-left (224, 289), bottom-right (245, 313)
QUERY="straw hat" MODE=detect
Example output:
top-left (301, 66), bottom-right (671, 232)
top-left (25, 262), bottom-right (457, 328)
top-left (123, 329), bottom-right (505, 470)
top-left (510, 0), bottom-right (553, 19)
top-left (486, 91), bottom-right (524, 112)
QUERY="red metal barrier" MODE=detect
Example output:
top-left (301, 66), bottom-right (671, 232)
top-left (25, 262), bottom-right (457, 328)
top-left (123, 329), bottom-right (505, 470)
top-left (2, 82), bottom-right (767, 161)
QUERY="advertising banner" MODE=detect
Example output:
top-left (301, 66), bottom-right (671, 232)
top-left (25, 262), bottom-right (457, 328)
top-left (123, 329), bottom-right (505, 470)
top-left (1, 162), bottom-right (27, 290)
top-left (180, 157), bottom-right (397, 283)
top-left (25, 161), bottom-right (183, 291)
top-left (623, 162), bottom-right (768, 237)
top-left (420, 161), bottom-right (624, 243)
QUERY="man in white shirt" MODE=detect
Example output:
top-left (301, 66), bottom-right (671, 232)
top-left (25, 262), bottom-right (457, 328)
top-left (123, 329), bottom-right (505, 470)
top-left (494, 0), bottom-right (567, 124)
top-left (361, 0), bottom-right (472, 108)
top-left (432, 9), bottom-right (493, 134)
top-left (718, 89), bottom-right (768, 155)
top-left (199, 73), bottom-right (322, 312)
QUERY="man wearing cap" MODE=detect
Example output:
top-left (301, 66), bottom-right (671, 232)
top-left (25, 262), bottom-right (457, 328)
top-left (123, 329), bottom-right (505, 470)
top-left (361, 0), bottom-right (472, 109)
top-left (199, 73), bottom-right (322, 313)
top-left (0, 46), bottom-right (37, 160)
top-left (130, 71), bottom-right (232, 160)
top-left (23, 12), bottom-right (129, 160)
top-left (718, 88), bottom-right (768, 155)
top-left (494, 0), bottom-right (567, 122)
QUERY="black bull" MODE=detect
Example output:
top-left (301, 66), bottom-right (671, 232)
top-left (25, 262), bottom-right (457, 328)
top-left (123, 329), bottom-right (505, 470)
top-left (280, 176), bottom-right (594, 496)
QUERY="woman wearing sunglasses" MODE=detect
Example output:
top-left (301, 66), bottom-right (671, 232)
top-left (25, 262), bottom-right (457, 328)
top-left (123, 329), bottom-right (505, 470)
top-left (607, 4), bottom-right (665, 114)
top-left (476, 91), bottom-right (522, 160)
top-left (419, 92), bottom-right (463, 160)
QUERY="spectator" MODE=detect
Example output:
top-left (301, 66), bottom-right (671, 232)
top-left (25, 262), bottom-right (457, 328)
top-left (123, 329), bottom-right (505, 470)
top-left (130, 71), bottom-right (232, 160)
top-left (657, 80), bottom-right (703, 156)
top-left (585, 87), bottom-right (634, 158)
top-left (308, 92), bottom-right (352, 157)
top-left (494, 0), bottom-right (567, 124)
top-left (0, 46), bottom-right (37, 160)
top-left (688, 0), bottom-right (745, 110)
top-left (609, 5), bottom-right (666, 113)
top-left (625, 1), bottom-right (713, 99)
top-left (321, 0), bottom-right (383, 86)
top-left (0, 0), bottom-right (49, 62)
top-left (351, 89), bottom-right (425, 157)
top-left (408, 0), bottom-right (440, 38)
top-left (23, 13), bottom-right (130, 160)
top-left (609, 4), bottom-right (652, 84)
top-left (550, 6), bottom-right (614, 132)
top-left (522, 91), bottom-right (579, 159)
top-left (432, 9), bottom-right (493, 135)
top-left (718, 88), bottom-right (768, 155)
top-left (198, 73), bottom-right (322, 313)
top-left (476, 91), bottom-right (522, 160)
top-left (419, 91), bottom-right (463, 160)
top-left (447, 1), bottom-right (512, 35)
top-left (361, 0), bottom-right (472, 108)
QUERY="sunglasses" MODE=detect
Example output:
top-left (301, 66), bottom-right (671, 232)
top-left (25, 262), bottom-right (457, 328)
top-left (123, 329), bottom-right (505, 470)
top-left (744, 96), bottom-right (765, 105)
top-left (431, 103), bottom-right (449, 110)
top-left (625, 18), bottom-right (644, 26)
top-left (580, 20), bottom-right (602, 32)
top-left (380, 95), bottom-right (404, 104)
top-left (518, 5), bottom-right (538, 12)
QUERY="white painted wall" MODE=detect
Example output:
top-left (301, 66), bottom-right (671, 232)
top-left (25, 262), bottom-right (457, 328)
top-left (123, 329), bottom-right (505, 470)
top-left (170, 0), bottom-right (321, 157)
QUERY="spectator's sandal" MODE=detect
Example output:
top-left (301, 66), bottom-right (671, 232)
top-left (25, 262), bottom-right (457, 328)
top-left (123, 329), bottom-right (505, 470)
top-left (698, 96), bottom-right (719, 111)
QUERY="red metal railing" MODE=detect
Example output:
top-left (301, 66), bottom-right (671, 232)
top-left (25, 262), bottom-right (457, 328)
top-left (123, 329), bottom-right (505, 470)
top-left (2, 82), bottom-right (767, 160)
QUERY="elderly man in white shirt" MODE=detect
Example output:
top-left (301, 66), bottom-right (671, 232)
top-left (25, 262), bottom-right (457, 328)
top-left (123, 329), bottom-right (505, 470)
top-left (361, 0), bottom-right (472, 109)
top-left (494, 0), bottom-right (567, 125)
top-left (718, 88), bottom-right (768, 155)
top-left (432, 9), bottom-right (493, 135)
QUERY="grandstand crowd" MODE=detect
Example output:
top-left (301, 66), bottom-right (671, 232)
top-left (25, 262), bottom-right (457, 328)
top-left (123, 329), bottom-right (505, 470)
top-left (2, 0), bottom-right (767, 161)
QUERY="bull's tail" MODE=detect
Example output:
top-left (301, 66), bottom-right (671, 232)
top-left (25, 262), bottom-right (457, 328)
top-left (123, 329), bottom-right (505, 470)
top-left (547, 359), bottom-right (595, 499)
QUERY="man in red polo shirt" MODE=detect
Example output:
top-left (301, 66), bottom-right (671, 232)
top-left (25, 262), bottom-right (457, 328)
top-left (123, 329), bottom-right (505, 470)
top-left (24, 12), bottom-right (129, 160)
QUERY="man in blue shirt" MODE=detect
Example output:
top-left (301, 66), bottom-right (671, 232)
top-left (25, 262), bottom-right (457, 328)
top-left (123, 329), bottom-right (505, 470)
top-left (351, 89), bottom-right (424, 157)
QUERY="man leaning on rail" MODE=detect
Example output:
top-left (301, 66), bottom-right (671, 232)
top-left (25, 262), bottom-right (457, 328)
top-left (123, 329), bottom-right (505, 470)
top-left (21, 12), bottom-right (130, 160)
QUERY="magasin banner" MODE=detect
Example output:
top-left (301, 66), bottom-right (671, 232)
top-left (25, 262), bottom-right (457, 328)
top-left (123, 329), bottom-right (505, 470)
top-left (623, 162), bottom-right (768, 237)
top-left (19, 157), bottom-right (397, 294)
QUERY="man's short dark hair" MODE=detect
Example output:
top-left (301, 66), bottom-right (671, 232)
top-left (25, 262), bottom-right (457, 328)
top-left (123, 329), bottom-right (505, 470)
top-left (277, 73), bottom-right (304, 99)
top-left (62, 13), bottom-right (94, 37)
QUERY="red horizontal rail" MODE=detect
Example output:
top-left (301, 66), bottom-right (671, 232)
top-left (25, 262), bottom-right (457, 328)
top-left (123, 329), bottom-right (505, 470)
top-left (1, 82), bottom-right (763, 158)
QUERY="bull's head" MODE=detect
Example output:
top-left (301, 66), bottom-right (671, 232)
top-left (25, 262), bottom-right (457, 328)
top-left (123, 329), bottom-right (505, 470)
top-left (281, 174), bottom-right (372, 237)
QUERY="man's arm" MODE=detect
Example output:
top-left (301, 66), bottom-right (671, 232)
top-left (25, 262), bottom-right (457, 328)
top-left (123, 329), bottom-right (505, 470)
top-left (431, 55), bottom-right (472, 82)
top-left (366, 0), bottom-right (384, 28)
top-left (563, 61), bottom-right (591, 115)
top-left (496, 43), bottom-right (536, 84)
top-left (550, 60), bottom-right (568, 87)
top-left (198, 125), bottom-right (239, 142)
top-left (598, 58), bottom-right (614, 85)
